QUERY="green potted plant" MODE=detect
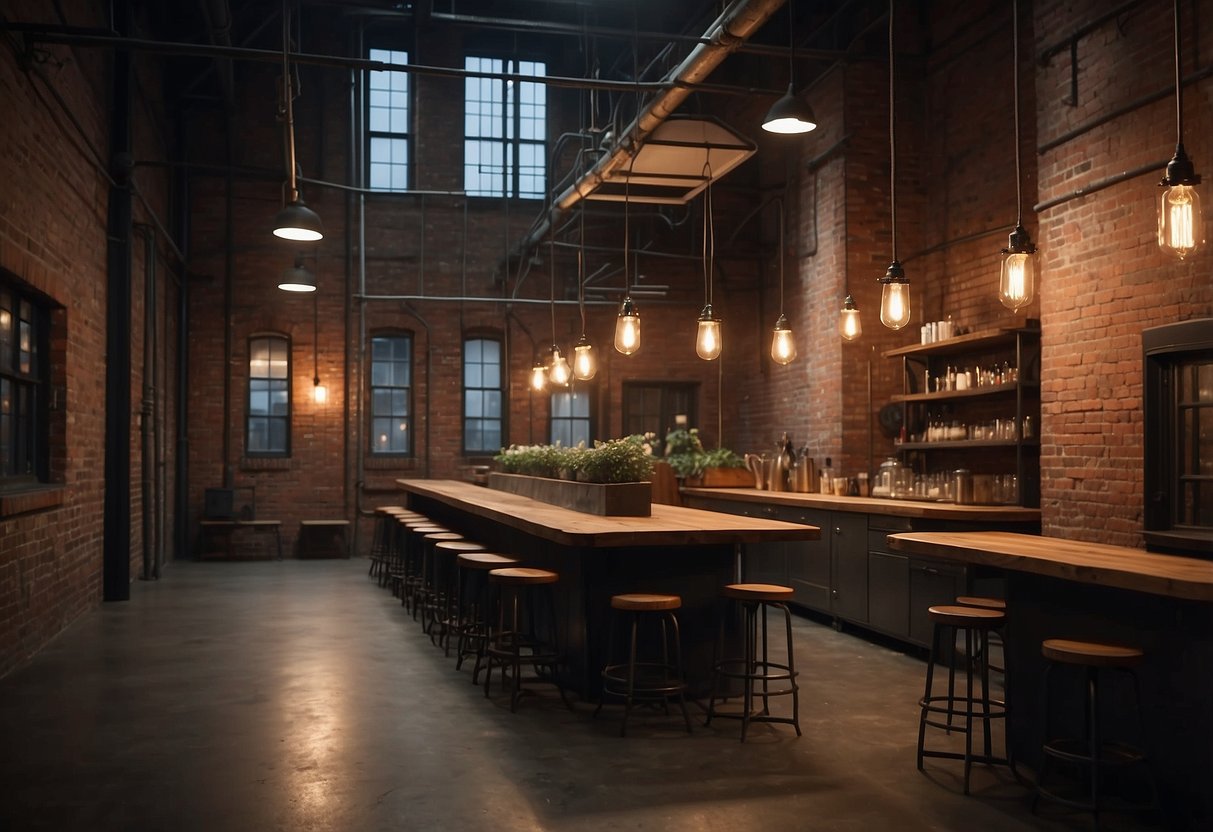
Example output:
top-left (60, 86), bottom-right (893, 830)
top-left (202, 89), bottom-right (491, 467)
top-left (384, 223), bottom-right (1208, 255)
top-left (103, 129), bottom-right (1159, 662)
top-left (491, 438), bottom-right (653, 516)
top-left (662, 428), bottom-right (750, 486)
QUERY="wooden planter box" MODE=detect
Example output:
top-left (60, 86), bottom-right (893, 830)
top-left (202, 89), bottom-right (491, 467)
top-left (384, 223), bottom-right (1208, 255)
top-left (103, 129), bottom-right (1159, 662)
top-left (488, 472), bottom-right (652, 517)
top-left (686, 467), bottom-right (755, 488)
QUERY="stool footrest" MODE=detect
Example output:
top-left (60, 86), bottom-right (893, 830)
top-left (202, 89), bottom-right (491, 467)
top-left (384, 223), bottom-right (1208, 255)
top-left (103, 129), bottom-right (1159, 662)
top-left (711, 659), bottom-right (798, 685)
top-left (919, 748), bottom-right (1010, 766)
top-left (1042, 738), bottom-right (1147, 767)
top-left (919, 694), bottom-right (1007, 723)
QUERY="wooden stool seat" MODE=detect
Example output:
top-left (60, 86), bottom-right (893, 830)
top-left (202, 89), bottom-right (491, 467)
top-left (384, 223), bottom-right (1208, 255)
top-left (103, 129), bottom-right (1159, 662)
top-left (722, 583), bottom-right (795, 602)
top-left (457, 552), bottom-right (520, 569)
top-left (376, 505), bottom-right (405, 514)
top-left (955, 595), bottom-right (1007, 611)
top-left (927, 604), bottom-right (1005, 628)
top-left (435, 540), bottom-right (487, 555)
top-left (489, 567), bottom-right (559, 586)
top-left (1041, 638), bottom-right (1143, 668)
top-left (423, 532), bottom-right (464, 543)
top-left (611, 593), bottom-right (682, 612)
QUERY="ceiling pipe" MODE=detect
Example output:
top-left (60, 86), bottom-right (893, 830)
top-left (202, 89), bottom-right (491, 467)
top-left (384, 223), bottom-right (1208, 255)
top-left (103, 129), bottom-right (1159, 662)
top-left (514, 0), bottom-right (786, 261)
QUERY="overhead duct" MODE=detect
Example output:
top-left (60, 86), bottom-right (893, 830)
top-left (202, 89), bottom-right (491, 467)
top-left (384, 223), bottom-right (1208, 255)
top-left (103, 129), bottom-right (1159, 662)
top-left (585, 116), bottom-right (756, 205)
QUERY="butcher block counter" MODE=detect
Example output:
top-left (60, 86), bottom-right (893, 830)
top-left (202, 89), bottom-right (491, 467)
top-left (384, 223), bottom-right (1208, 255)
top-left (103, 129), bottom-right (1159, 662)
top-left (888, 530), bottom-right (1213, 830)
top-left (397, 479), bottom-right (819, 699)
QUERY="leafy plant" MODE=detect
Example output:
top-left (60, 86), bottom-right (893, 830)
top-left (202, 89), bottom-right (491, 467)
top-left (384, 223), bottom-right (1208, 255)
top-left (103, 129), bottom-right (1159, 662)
top-left (494, 443), bottom-right (572, 478)
top-left (661, 427), bottom-right (745, 479)
top-left (494, 438), bottom-right (652, 483)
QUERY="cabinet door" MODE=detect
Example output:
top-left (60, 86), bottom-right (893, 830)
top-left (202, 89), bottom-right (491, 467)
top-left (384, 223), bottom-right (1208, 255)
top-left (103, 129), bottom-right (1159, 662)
top-left (830, 512), bottom-right (869, 624)
top-left (744, 541), bottom-right (787, 585)
top-left (783, 508), bottom-right (830, 611)
top-left (867, 551), bottom-right (909, 639)
top-left (908, 558), bottom-right (967, 647)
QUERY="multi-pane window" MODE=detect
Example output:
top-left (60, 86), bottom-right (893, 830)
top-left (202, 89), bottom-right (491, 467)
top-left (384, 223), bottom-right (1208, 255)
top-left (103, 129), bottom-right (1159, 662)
top-left (622, 382), bottom-right (697, 452)
top-left (550, 389), bottom-right (591, 448)
top-left (370, 334), bottom-right (412, 454)
top-left (368, 48), bottom-right (409, 191)
top-left (463, 337), bottom-right (503, 454)
top-left (1175, 357), bottom-right (1213, 528)
top-left (0, 280), bottom-right (49, 484)
top-left (464, 56), bottom-right (546, 198)
top-left (247, 335), bottom-right (290, 456)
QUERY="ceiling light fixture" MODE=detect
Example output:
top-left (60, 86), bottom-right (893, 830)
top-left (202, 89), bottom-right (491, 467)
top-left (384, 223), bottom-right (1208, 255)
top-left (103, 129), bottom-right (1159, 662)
top-left (572, 203), bottom-right (597, 380)
top-left (277, 254), bottom-right (316, 292)
top-left (696, 158), bottom-right (722, 361)
top-left (999, 0), bottom-right (1037, 311)
top-left (547, 230), bottom-right (570, 387)
top-left (762, 0), bottom-right (817, 135)
top-left (272, 0), bottom-right (323, 242)
top-left (1158, 0), bottom-right (1203, 260)
top-left (771, 198), bottom-right (797, 363)
top-left (839, 294), bottom-right (861, 342)
top-left (614, 151), bottom-right (641, 355)
top-left (879, 0), bottom-right (910, 330)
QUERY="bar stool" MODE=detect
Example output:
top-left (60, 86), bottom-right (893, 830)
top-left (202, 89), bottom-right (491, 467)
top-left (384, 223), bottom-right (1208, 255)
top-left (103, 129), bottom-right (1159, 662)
top-left (595, 593), bottom-right (692, 736)
top-left (420, 532), bottom-right (465, 637)
top-left (431, 540), bottom-right (488, 655)
top-left (453, 552), bottom-right (521, 679)
top-left (484, 567), bottom-right (571, 712)
top-left (705, 583), bottom-right (800, 741)
top-left (368, 506), bottom-right (404, 581)
top-left (956, 595), bottom-right (1007, 676)
top-left (403, 522), bottom-right (447, 616)
top-left (917, 604), bottom-right (1009, 794)
top-left (383, 511), bottom-right (424, 594)
top-left (1033, 638), bottom-right (1158, 828)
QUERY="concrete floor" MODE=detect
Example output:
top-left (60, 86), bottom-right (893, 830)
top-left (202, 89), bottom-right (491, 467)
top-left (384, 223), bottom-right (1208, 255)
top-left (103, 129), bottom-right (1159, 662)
top-left (0, 560), bottom-right (1156, 832)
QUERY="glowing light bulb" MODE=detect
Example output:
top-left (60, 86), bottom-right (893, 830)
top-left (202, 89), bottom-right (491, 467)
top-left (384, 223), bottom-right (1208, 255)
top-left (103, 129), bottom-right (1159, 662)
top-left (1159, 184), bottom-right (1203, 260)
top-left (572, 336), bottom-right (597, 381)
top-left (770, 314), bottom-right (796, 364)
top-left (695, 306), bottom-right (722, 361)
top-left (999, 251), bottom-right (1034, 310)
top-left (530, 361), bottom-right (548, 392)
top-left (614, 298), bottom-right (640, 355)
top-left (548, 347), bottom-right (571, 386)
top-left (879, 262), bottom-right (911, 330)
top-left (312, 382), bottom-right (327, 404)
top-left (838, 296), bottom-right (862, 341)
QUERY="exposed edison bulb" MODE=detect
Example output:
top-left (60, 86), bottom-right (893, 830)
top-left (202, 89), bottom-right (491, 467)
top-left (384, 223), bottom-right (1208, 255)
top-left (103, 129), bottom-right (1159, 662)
top-left (529, 360), bottom-right (548, 392)
top-left (838, 295), bottom-right (862, 341)
top-left (770, 314), bottom-right (796, 364)
top-left (879, 261), bottom-right (911, 330)
top-left (572, 336), bottom-right (597, 381)
top-left (1159, 184), bottom-right (1203, 260)
top-left (696, 305), bottom-right (722, 361)
top-left (614, 297), bottom-right (640, 355)
top-left (312, 382), bottom-right (327, 404)
top-left (999, 251), bottom-right (1035, 310)
top-left (548, 347), bottom-right (571, 386)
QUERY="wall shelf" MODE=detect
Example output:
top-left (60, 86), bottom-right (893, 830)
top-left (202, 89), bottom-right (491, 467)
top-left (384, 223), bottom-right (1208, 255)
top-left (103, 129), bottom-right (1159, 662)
top-left (895, 439), bottom-right (1041, 451)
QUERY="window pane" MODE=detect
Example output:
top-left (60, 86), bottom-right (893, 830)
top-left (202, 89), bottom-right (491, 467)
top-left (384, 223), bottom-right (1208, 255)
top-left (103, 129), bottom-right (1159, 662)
top-left (482, 424), bottom-right (501, 452)
top-left (464, 361), bottom-right (482, 388)
top-left (552, 392), bottom-right (570, 418)
top-left (571, 391), bottom-right (590, 417)
top-left (268, 418), bottom-right (287, 453)
top-left (465, 390), bottom-right (483, 417)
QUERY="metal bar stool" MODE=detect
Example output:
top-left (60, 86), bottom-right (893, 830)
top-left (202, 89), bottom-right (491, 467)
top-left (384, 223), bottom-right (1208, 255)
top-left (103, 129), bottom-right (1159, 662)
top-left (453, 552), bottom-right (521, 680)
top-left (917, 604), bottom-right (1009, 794)
top-left (484, 567), bottom-right (571, 712)
top-left (1033, 638), bottom-right (1158, 829)
top-left (402, 522), bottom-right (447, 617)
top-left (705, 583), bottom-right (801, 741)
top-left (368, 506), bottom-right (404, 581)
top-left (956, 595), bottom-right (1007, 676)
top-left (595, 593), bottom-right (692, 736)
top-left (431, 540), bottom-right (487, 655)
top-left (420, 532), bottom-right (464, 638)
top-left (384, 511), bottom-right (424, 595)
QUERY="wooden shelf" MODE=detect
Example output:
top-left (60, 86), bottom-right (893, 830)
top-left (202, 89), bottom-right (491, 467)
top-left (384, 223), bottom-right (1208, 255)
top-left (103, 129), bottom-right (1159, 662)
top-left (895, 439), bottom-right (1041, 451)
top-left (891, 382), bottom-right (1038, 403)
top-left (881, 321), bottom-right (1038, 359)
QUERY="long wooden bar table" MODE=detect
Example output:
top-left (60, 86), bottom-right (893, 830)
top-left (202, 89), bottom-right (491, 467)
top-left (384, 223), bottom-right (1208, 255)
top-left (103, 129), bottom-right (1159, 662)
top-left (398, 479), bottom-right (820, 699)
top-left (889, 531), bottom-right (1213, 830)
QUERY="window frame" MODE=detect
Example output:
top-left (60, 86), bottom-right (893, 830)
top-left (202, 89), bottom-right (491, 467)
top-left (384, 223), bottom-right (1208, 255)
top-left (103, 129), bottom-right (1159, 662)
top-left (461, 334), bottom-right (505, 456)
top-left (246, 333), bottom-right (292, 458)
top-left (621, 381), bottom-right (699, 453)
top-left (366, 46), bottom-right (411, 192)
top-left (368, 331), bottom-right (414, 456)
top-left (549, 384), bottom-right (594, 448)
top-left (463, 55), bottom-right (547, 199)
top-left (0, 278), bottom-right (51, 489)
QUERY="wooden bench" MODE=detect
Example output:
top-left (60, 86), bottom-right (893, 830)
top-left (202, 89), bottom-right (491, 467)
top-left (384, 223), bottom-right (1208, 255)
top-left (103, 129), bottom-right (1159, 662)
top-left (199, 519), bottom-right (283, 560)
top-left (298, 519), bottom-right (351, 559)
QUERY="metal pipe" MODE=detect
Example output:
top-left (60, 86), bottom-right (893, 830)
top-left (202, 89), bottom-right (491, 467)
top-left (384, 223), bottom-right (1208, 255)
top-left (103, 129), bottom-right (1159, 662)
top-left (517, 0), bottom-right (785, 257)
top-left (139, 224), bottom-right (156, 582)
top-left (173, 108), bottom-right (191, 564)
top-left (1033, 159), bottom-right (1167, 213)
top-left (1036, 0), bottom-right (1146, 65)
top-left (1037, 63), bottom-right (1213, 155)
top-left (354, 17), bottom-right (368, 553)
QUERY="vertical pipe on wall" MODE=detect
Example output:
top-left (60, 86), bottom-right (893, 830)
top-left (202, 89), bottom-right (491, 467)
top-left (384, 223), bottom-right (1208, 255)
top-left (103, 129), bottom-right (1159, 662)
top-left (222, 121), bottom-right (234, 487)
top-left (174, 109), bottom-right (191, 563)
top-left (343, 62), bottom-right (354, 525)
top-left (139, 225), bottom-right (157, 581)
top-left (103, 0), bottom-right (133, 601)
top-left (354, 19), bottom-right (368, 543)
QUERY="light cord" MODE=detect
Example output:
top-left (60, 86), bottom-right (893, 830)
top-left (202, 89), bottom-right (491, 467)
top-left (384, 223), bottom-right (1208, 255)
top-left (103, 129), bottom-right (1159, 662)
top-left (888, 0), bottom-right (897, 262)
top-left (1173, 0), bottom-right (1183, 144)
top-left (1013, 0), bottom-right (1023, 227)
top-left (778, 197), bottom-right (785, 314)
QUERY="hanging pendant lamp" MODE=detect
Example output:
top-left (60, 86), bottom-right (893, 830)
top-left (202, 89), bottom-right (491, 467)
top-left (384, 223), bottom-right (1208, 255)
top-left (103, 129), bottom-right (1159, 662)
top-left (770, 199), bottom-right (797, 363)
top-left (272, 0), bottom-right (323, 241)
top-left (762, 1), bottom-right (817, 134)
top-left (572, 204), bottom-right (597, 380)
top-left (1158, 0), bottom-right (1203, 259)
top-left (878, 0), bottom-right (910, 330)
top-left (999, 0), bottom-right (1038, 310)
top-left (838, 294), bottom-right (862, 341)
top-left (696, 162), bottom-right (722, 361)
top-left (278, 255), bottom-right (317, 292)
top-left (615, 151), bottom-right (641, 355)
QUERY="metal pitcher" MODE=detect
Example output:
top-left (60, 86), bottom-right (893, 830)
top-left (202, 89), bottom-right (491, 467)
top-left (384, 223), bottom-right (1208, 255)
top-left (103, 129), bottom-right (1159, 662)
top-left (745, 454), bottom-right (767, 490)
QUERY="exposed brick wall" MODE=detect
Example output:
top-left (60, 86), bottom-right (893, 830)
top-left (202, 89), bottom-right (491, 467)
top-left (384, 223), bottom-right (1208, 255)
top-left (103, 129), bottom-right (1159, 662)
top-left (0, 0), bottom-right (177, 677)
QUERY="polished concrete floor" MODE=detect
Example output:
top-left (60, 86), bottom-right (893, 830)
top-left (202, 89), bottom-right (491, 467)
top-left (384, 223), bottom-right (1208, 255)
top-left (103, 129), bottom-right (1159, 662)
top-left (0, 560), bottom-right (1157, 831)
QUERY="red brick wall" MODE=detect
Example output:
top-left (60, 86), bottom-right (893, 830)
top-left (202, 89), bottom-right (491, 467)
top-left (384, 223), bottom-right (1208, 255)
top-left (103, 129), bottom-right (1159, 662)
top-left (0, 0), bottom-right (177, 677)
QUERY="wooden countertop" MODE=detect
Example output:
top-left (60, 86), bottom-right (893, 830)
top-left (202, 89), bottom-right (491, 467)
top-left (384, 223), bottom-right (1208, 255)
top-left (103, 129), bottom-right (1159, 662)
top-left (888, 531), bottom-right (1213, 601)
top-left (682, 487), bottom-right (1042, 522)
top-left (398, 479), bottom-right (820, 548)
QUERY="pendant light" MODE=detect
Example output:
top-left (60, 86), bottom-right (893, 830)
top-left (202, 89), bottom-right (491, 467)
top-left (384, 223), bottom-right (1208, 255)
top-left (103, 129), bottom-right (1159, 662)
top-left (837, 65), bottom-right (861, 342)
top-left (696, 161), bottom-right (722, 361)
top-left (572, 204), bottom-right (597, 380)
top-left (614, 152), bottom-right (641, 355)
top-left (547, 231), bottom-right (570, 387)
top-left (762, 1), bottom-right (817, 135)
top-left (278, 255), bottom-right (316, 292)
top-left (838, 294), bottom-right (862, 341)
top-left (998, 0), bottom-right (1037, 311)
top-left (770, 199), bottom-right (797, 363)
top-left (272, 0), bottom-right (323, 241)
top-left (1158, 0), bottom-right (1203, 260)
top-left (311, 288), bottom-right (326, 404)
top-left (878, 0), bottom-right (910, 330)
top-left (530, 357), bottom-right (548, 392)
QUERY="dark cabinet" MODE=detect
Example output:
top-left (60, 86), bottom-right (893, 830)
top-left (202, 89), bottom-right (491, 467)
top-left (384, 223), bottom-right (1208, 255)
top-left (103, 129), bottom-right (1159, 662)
top-left (867, 551), bottom-right (910, 638)
top-left (829, 513), bottom-right (868, 623)
top-left (908, 558), bottom-right (967, 647)
top-left (745, 540), bottom-right (787, 585)
top-left (782, 508), bottom-right (831, 612)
